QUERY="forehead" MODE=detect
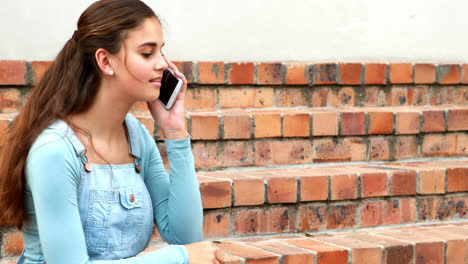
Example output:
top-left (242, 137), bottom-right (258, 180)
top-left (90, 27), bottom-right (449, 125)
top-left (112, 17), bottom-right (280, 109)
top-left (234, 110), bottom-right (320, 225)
top-left (124, 17), bottom-right (163, 47)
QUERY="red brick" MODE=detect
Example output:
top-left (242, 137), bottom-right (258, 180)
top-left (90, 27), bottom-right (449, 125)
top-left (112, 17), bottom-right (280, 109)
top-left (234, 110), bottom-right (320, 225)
top-left (359, 87), bottom-right (379, 106)
top-left (311, 63), bottom-right (337, 85)
top-left (190, 115), bottom-right (219, 140)
top-left (414, 64), bottom-right (436, 84)
top-left (227, 62), bottom-right (254, 84)
top-left (447, 168), bottom-right (468, 192)
top-left (223, 114), bottom-right (251, 139)
top-left (218, 141), bottom-right (254, 167)
top-left (232, 176), bottom-right (265, 206)
top-left (365, 63), bottom-right (386, 85)
top-left (0, 60), bottom-right (26, 85)
top-left (253, 114), bottom-right (281, 138)
top-left (390, 63), bottom-right (413, 84)
top-left (415, 242), bottom-right (445, 264)
top-left (0, 89), bottom-right (23, 113)
top-left (339, 63), bottom-right (362, 85)
top-left (349, 138), bottom-right (368, 161)
top-left (255, 140), bottom-right (312, 166)
top-left (455, 134), bottom-right (468, 156)
top-left (219, 88), bottom-right (273, 108)
top-left (248, 241), bottom-right (315, 264)
top-left (198, 176), bottom-right (231, 209)
top-left (422, 110), bottom-right (446, 132)
top-left (462, 64), bottom-right (468, 84)
top-left (232, 207), bottom-right (295, 235)
top-left (192, 141), bottom-right (253, 169)
top-left (185, 88), bottom-right (217, 110)
top-left (310, 88), bottom-right (328, 107)
top-left (429, 86), bottom-right (449, 105)
top-left (395, 136), bottom-right (420, 159)
top-left (203, 211), bottom-right (230, 238)
top-left (382, 199), bottom-right (417, 225)
top-left (3, 231), bottom-right (23, 256)
top-left (284, 62), bottom-right (308, 85)
top-left (198, 61), bottom-right (224, 84)
top-left (298, 204), bottom-right (326, 231)
top-left (257, 63), bottom-right (282, 85)
top-left (217, 243), bottom-right (279, 263)
top-left (359, 201), bottom-right (383, 227)
top-left (173, 61), bottom-right (193, 83)
top-left (437, 64), bottom-right (460, 84)
top-left (361, 172), bottom-right (388, 197)
top-left (390, 171), bottom-right (417, 196)
top-left (283, 113), bottom-right (310, 137)
top-left (378, 88), bottom-right (392, 106)
top-left (31, 61), bottom-right (53, 85)
top-left (447, 240), bottom-right (468, 264)
top-left (327, 204), bottom-right (356, 229)
top-left (313, 138), bottom-right (350, 163)
top-left (313, 235), bottom-right (383, 264)
top-left (300, 175), bottom-right (329, 201)
top-left (391, 87), bottom-right (408, 106)
top-left (285, 239), bottom-right (348, 263)
top-left (369, 137), bottom-right (390, 161)
top-left (396, 111), bottom-right (420, 134)
top-left (329, 87), bottom-right (355, 107)
top-left (312, 112), bottom-right (338, 136)
top-left (266, 176), bottom-right (297, 203)
top-left (447, 109), bottom-right (468, 131)
top-left (457, 86), bottom-right (468, 104)
top-left (407, 86), bottom-right (427, 105)
top-left (330, 174), bottom-right (358, 200)
top-left (419, 169), bottom-right (445, 194)
top-left (423, 134), bottom-right (456, 157)
top-left (368, 111), bottom-right (394, 134)
top-left (134, 115), bottom-right (154, 136)
top-left (340, 112), bottom-right (366, 135)
top-left (275, 88), bottom-right (309, 107)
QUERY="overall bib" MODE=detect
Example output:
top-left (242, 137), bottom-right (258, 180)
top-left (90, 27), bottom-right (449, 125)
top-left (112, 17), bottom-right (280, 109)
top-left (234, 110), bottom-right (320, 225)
top-left (18, 116), bottom-right (154, 263)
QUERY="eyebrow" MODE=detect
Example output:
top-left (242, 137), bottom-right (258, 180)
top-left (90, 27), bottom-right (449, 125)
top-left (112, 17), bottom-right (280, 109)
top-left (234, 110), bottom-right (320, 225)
top-left (138, 42), bottom-right (165, 48)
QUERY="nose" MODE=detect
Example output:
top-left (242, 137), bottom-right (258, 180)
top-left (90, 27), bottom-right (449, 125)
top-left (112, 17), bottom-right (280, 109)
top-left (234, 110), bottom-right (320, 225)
top-left (154, 53), bottom-right (168, 71)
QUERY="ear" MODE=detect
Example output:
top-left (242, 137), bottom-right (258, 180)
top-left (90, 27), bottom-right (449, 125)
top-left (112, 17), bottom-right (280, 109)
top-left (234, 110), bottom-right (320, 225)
top-left (95, 48), bottom-right (115, 76)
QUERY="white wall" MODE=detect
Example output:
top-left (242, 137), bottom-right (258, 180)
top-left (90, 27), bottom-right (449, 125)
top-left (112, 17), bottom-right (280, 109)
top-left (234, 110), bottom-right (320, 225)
top-left (1, 0), bottom-right (467, 62)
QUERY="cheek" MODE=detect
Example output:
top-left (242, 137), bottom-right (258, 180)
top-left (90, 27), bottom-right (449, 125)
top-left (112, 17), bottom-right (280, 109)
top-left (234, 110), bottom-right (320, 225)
top-left (124, 57), bottom-right (151, 83)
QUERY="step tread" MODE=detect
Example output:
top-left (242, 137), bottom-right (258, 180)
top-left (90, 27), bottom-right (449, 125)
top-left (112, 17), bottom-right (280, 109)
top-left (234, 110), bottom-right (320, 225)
top-left (141, 222), bottom-right (468, 264)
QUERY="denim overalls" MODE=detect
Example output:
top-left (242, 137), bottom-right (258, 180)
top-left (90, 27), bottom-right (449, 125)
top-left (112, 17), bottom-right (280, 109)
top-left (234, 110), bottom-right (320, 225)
top-left (18, 116), bottom-right (154, 263)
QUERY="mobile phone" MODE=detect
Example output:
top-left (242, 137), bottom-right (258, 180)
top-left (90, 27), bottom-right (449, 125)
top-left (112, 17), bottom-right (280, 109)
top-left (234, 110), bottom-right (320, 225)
top-left (158, 68), bottom-right (183, 110)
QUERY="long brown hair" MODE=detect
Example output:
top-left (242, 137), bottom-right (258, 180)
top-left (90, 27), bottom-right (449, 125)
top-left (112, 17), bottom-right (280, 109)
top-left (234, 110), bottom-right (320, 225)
top-left (0, 0), bottom-right (159, 228)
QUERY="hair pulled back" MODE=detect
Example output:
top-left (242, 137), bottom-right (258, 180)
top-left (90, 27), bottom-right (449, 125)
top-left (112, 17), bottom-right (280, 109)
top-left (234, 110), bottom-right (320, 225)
top-left (0, 0), bottom-right (158, 228)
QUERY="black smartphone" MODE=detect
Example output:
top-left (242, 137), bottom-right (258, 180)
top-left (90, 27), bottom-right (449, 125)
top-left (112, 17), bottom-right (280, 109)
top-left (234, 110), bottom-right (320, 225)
top-left (158, 68), bottom-right (183, 110)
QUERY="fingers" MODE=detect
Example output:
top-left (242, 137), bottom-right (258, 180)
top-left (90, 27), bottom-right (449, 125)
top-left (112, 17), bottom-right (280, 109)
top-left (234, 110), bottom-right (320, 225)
top-left (214, 246), bottom-right (224, 263)
top-left (163, 56), bottom-right (188, 98)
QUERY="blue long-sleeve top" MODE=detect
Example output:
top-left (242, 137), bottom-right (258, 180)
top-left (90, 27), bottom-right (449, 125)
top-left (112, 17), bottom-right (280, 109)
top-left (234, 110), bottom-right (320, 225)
top-left (22, 115), bottom-right (203, 263)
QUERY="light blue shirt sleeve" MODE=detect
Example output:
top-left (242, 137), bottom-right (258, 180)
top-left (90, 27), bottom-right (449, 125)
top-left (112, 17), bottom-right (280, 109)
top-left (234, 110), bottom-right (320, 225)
top-left (138, 122), bottom-right (203, 245)
top-left (25, 126), bottom-right (200, 264)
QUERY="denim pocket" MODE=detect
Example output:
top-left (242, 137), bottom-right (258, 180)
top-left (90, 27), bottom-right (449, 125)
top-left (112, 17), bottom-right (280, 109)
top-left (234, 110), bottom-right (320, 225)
top-left (85, 188), bottom-right (145, 252)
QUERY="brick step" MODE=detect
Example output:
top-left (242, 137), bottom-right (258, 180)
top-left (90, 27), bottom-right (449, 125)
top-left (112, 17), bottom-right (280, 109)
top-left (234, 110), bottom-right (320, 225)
top-left (146, 105), bottom-right (468, 169)
top-left (196, 159), bottom-right (468, 239)
top-left (143, 222), bottom-right (468, 264)
top-left (3, 222), bottom-right (467, 263)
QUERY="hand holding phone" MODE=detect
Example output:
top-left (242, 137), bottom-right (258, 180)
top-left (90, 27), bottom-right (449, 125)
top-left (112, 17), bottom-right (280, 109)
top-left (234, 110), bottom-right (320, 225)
top-left (158, 68), bottom-right (183, 110)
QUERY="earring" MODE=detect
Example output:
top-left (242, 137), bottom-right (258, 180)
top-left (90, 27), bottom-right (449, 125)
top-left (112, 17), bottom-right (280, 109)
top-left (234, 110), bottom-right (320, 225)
top-left (109, 70), bottom-right (114, 76)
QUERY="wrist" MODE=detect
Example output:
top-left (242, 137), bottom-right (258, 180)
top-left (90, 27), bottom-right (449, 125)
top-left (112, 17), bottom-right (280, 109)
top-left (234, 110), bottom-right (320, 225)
top-left (163, 129), bottom-right (189, 140)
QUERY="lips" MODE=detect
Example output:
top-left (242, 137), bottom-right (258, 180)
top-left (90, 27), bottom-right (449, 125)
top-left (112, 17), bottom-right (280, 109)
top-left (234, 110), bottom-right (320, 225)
top-left (149, 77), bottom-right (162, 87)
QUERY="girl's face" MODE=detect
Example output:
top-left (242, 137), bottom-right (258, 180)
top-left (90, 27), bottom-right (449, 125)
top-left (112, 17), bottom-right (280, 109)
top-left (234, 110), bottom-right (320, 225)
top-left (112, 17), bottom-right (168, 102)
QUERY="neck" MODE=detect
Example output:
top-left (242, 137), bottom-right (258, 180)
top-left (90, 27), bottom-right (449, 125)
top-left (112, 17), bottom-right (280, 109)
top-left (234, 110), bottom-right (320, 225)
top-left (69, 79), bottom-right (134, 143)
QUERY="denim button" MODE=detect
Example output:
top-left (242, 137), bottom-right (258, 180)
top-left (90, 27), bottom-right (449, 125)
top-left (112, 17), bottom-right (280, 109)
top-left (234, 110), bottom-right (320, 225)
top-left (130, 194), bottom-right (135, 203)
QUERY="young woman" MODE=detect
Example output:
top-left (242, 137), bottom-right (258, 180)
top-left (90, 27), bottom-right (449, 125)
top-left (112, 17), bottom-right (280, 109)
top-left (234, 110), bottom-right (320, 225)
top-left (0, 0), bottom-right (223, 263)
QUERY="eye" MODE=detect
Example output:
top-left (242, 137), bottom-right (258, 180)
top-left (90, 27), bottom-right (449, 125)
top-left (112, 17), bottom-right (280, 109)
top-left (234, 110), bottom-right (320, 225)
top-left (142, 53), bottom-right (153, 58)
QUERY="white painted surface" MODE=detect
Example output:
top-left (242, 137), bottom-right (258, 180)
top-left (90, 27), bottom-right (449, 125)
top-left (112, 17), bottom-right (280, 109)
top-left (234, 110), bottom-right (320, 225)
top-left (0, 0), bottom-right (467, 62)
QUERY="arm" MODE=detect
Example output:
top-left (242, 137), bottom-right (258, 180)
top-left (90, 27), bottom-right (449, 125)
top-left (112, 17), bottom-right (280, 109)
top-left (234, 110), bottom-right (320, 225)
top-left (26, 133), bottom-right (188, 264)
top-left (141, 125), bottom-right (203, 245)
